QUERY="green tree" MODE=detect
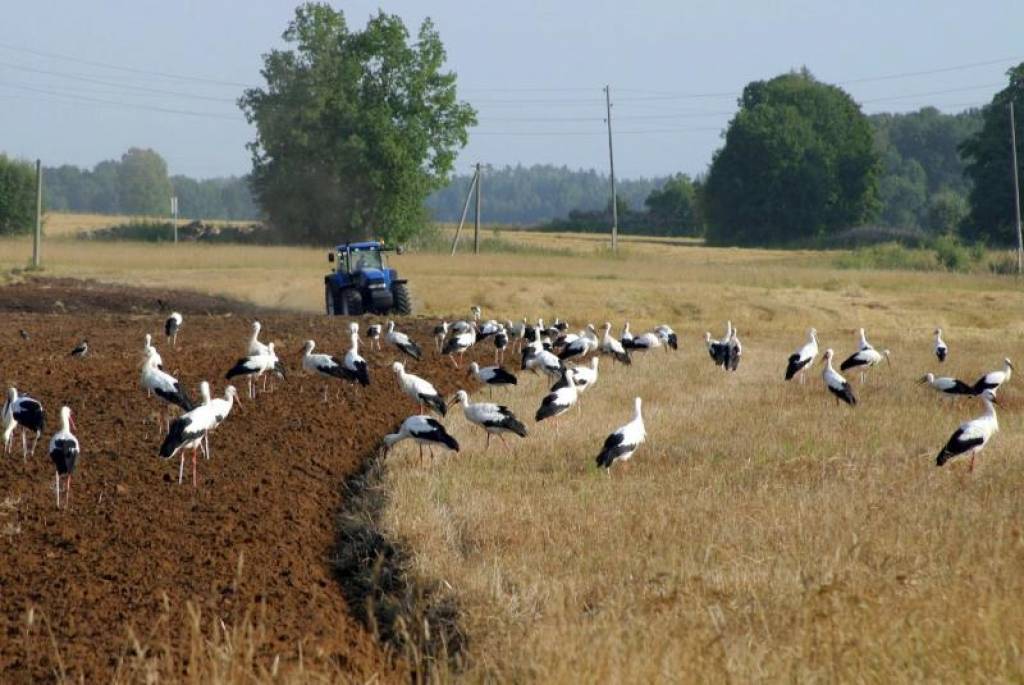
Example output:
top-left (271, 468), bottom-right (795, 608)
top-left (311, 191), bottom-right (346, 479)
top-left (117, 148), bottom-right (172, 215)
top-left (643, 173), bottom-right (699, 235)
top-left (960, 63), bottom-right (1024, 245)
top-left (704, 69), bottom-right (879, 246)
top-left (925, 190), bottom-right (968, 235)
top-left (239, 3), bottom-right (476, 244)
top-left (0, 154), bottom-right (36, 236)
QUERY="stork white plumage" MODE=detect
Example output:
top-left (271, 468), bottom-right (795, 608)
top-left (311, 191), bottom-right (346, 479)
top-left (535, 368), bottom-right (578, 433)
top-left (936, 389), bottom-right (999, 472)
top-left (934, 328), bottom-right (948, 363)
top-left (386, 320), bottom-right (423, 361)
top-left (919, 373), bottom-right (974, 397)
top-left (856, 327), bottom-right (872, 352)
top-left (442, 325), bottom-right (476, 368)
top-left (248, 321), bottom-right (270, 357)
top-left (971, 358), bottom-right (1013, 395)
top-left (839, 345), bottom-right (891, 383)
top-left (343, 323), bottom-right (371, 387)
top-left (300, 340), bottom-right (349, 402)
top-left (159, 395), bottom-right (230, 487)
top-left (724, 328), bottom-right (742, 371)
top-left (821, 349), bottom-right (857, 406)
top-left (509, 318), bottom-right (527, 353)
top-left (69, 339), bottom-right (89, 358)
top-left (620, 322), bottom-right (634, 349)
top-left (226, 343), bottom-right (280, 399)
top-left (382, 414), bottom-right (459, 465)
top-left (522, 335), bottom-right (563, 379)
top-left (493, 324), bottom-right (509, 365)
top-left (655, 324), bottom-right (678, 351)
top-left (366, 323), bottom-right (383, 351)
top-left (48, 406), bottom-right (80, 509)
top-left (199, 381), bottom-right (212, 459)
top-left (140, 348), bottom-right (194, 432)
top-left (571, 357), bottom-right (599, 398)
top-left (596, 397), bottom-right (646, 471)
top-left (451, 389), bottom-right (528, 450)
top-left (477, 319), bottom-right (501, 340)
top-left (392, 362), bottom-right (447, 416)
top-left (784, 328), bottom-right (818, 383)
top-left (558, 324), bottom-right (598, 362)
top-left (600, 322), bottom-right (631, 365)
top-left (626, 330), bottom-right (663, 353)
top-left (143, 333), bottom-right (163, 371)
top-left (467, 362), bottom-right (517, 397)
top-left (3, 387), bottom-right (45, 459)
top-left (704, 331), bottom-right (728, 368)
top-left (203, 385), bottom-right (239, 463)
top-left (433, 321), bottom-right (448, 352)
top-left (165, 312), bottom-right (182, 347)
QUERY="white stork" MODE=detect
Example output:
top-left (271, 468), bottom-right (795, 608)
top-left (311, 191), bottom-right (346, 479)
top-left (382, 414), bottom-right (459, 465)
top-left (300, 340), bottom-right (349, 402)
top-left (493, 324), bottom-right (509, 365)
top-left (3, 387), bottom-right (45, 458)
top-left (534, 368), bottom-right (578, 432)
top-left (936, 389), bottom-right (999, 472)
top-left (655, 325), bottom-right (678, 351)
top-left (522, 343), bottom-right (563, 380)
top-left (626, 329), bottom-right (663, 354)
top-left (559, 324), bottom-right (598, 362)
top-left (433, 321), bottom-right (449, 352)
top-left (971, 358), bottom-right (1013, 395)
top-left (159, 397), bottom-right (232, 487)
top-left (143, 333), bottom-right (163, 372)
top-left (392, 362), bottom-right (447, 416)
top-left (704, 331), bottom-right (728, 368)
top-left (366, 323), bottom-right (383, 352)
top-left (821, 349), bottom-right (857, 406)
top-left (69, 339), bottom-right (89, 358)
top-left (226, 343), bottom-right (280, 399)
top-left (934, 328), bottom-right (948, 363)
top-left (919, 373), bottom-right (974, 397)
top-left (386, 320), bottom-right (423, 361)
top-left (451, 389), bottom-right (528, 449)
top-left (140, 348), bottom-right (194, 432)
top-left (839, 338), bottom-right (891, 383)
top-left (785, 328), bottom-right (818, 383)
top-left (343, 324), bottom-right (371, 387)
top-left (724, 328), bottom-right (742, 372)
top-left (48, 406), bottom-right (80, 509)
top-left (165, 312), bottom-right (182, 347)
top-left (477, 319), bottom-right (501, 341)
top-left (620, 322), bottom-right (634, 349)
top-left (596, 397), bottom-right (646, 471)
top-left (248, 321), bottom-right (270, 356)
top-left (442, 325), bottom-right (477, 368)
top-left (510, 318), bottom-right (528, 353)
top-left (600, 322), bottom-right (631, 365)
top-left (468, 362), bottom-right (517, 397)
top-left (571, 357), bottom-right (599, 395)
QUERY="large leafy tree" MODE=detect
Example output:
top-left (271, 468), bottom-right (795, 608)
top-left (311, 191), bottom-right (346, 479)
top-left (239, 3), bottom-right (476, 244)
top-left (0, 154), bottom-right (36, 236)
top-left (959, 63), bottom-right (1024, 245)
top-left (118, 148), bottom-right (172, 215)
top-left (704, 70), bottom-right (879, 246)
top-left (643, 173), bottom-right (700, 236)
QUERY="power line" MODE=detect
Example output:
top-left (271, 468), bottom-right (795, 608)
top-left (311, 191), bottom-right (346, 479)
top-left (0, 82), bottom-right (241, 120)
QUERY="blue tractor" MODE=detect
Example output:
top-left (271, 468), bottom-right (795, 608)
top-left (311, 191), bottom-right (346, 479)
top-left (324, 241), bottom-right (412, 316)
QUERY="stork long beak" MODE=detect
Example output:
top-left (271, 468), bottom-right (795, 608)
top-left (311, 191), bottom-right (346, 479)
top-left (917, 375), bottom-right (929, 384)
top-left (70, 414), bottom-right (77, 432)
top-left (447, 397), bottom-right (460, 409)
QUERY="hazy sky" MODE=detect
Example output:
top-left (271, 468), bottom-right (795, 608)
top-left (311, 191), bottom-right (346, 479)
top-left (2, 1), bottom-right (1022, 179)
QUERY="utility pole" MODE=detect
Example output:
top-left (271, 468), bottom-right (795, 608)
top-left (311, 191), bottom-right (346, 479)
top-left (1010, 101), bottom-right (1023, 274)
top-left (474, 162), bottom-right (482, 254)
top-left (171, 195), bottom-right (179, 244)
top-left (32, 159), bottom-right (42, 269)
top-left (604, 85), bottom-right (618, 254)
top-left (449, 167), bottom-right (479, 255)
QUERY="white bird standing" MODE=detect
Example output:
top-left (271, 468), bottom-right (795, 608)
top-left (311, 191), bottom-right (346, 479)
top-left (919, 373), bottom-right (974, 397)
top-left (442, 325), bottom-right (477, 368)
top-left (821, 348), bottom-right (857, 406)
top-left (626, 330), bottom-right (663, 354)
top-left (248, 321), bottom-right (270, 357)
top-left (300, 340), bottom-right (349, 402)
top-left (936, 389), bottom-right (999, 472)
top-left (785, 328), bottom-right (819, 383)
top-left (366, 323), bottom-right (383, 352)
top-left (558, 324), bottom-right (598, 362)
top-left (48, 406), bottom-right (80, 509)
top-left (534, 368), bottom-right (578, 432)
top-left (392, 362), bottom-right (447, 416)
top-left (159, 396), bottom-right (232, 487)
top-left (839, 345), bottom-right (891, 384)
top-left (69, 339), bottom-right (89, 358)
top-left (382, 414), bottom-right (459, 465)
top-left (704, 331), bottom-right (728, 367)
top-left (386, 320), bottom-right (423, 361)
top-left (493, 324), bottom-right (509, 365)
top-left (934, 328), bottom-right (948, 363)
top-left (140, 348), bottom-right (194, 432)
top-left (600, 322), bottom-right (631, 365)
top-left (433, 321), bottom-right (449, 352)
top-left (143, 333), bottom-right (163, 371)
top-left (468, 361), bottom-right (517, 397)
top-left (165, 312), bottom-right (183, 347)
top-left (595, 397), bottom-right (646, 471)
top-left (202, 385), bottom-right (239, 462)
top-left (3, 388), bottom-right (45, 459)
top-left (571, 356), bottom-right (599, 395)
top-left (724, 328), bottom-right (742, 372)
top-left (225, 343), bottom-right (281, 399)
top-left (971, 358), bottom-right (1013, 395)
top-left (655, 324), bottom-right (678, 351)
top-left (343, 324), bottom-right (371, 387)
top-left (451, 389), bottom-right (528, 449)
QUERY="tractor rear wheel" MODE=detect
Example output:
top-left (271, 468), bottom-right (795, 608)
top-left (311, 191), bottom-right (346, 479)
top-left (342, 289), bottom-right (364, 316)
top-left (392, 282), bottom-right (412, 315)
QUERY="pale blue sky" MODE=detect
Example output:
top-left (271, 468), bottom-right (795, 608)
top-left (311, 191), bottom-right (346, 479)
top-left (1, 1), bottom-right (1022, 179)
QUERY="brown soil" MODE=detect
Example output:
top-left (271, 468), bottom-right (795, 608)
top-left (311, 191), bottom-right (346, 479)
top-left (0, 278), bottom-right (482, 682)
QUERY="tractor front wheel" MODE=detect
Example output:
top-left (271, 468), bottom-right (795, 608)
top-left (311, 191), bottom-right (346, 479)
top-left (342, 289), bottom-right (364, 316)
top-left (392, 282), bottom-right (412, 316)
top-left (325, 283), bottom-right (337, 315)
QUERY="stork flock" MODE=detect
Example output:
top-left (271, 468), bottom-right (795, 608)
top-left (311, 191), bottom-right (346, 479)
top-left (2, 304), bottom-right (1015, 510)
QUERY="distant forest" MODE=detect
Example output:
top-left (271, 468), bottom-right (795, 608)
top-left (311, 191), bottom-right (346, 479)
top-left (37, 106), bottom-right (987, 237)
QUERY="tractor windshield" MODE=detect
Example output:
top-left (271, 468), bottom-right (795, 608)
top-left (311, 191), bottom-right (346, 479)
top-left (348, 247), bottom-right (383, 272)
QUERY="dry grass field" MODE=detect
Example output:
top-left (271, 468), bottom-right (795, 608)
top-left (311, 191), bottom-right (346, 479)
top-left (41, 212), bottom-right (253, 238)
top-left (3, 216), bottom-right (1024, 681)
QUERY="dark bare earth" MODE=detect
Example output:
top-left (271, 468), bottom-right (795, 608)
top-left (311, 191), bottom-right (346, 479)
top-left (0, 278), bottom-right (477, 682)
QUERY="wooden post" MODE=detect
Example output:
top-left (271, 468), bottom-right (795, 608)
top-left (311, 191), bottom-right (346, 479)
top-left (32, 159), bottom-right (42, 269)
top-left (473, 162), bottom-right (482, 254)
top-left (1010, 101), bottom-right (1023, 274)
top-left (605, 85), bottom-right (618, 254)
top-left (450, 169), bottom-right (478, 255)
